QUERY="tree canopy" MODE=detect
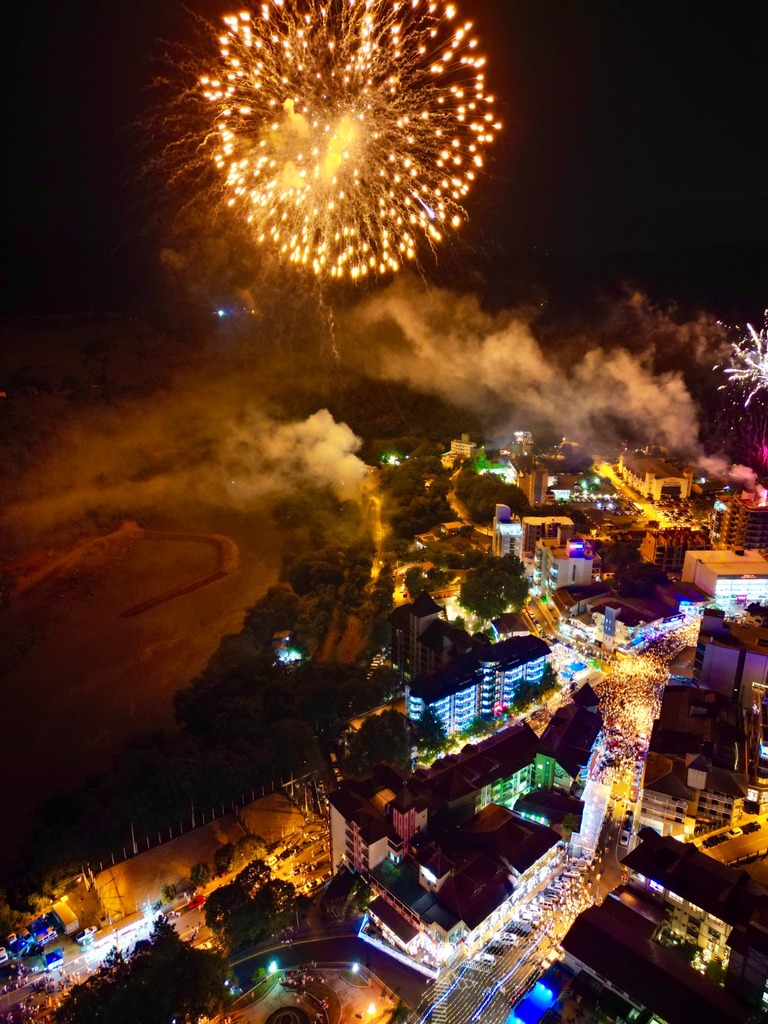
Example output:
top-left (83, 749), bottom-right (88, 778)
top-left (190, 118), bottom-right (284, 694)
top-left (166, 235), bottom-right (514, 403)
top-left (54, 917), bottom-right (229, 1024)
top-left (205, 859), bottom-right (296, 951)
top-left (455, 469), bottom-right (530, 524)
top-left (345, 709), bottom-right (411, 775)
top-left (416, 705), bottom-right (449, 760)
top-left (459, 553), bottom-right (530, 621)
top-left (615, 561), bottom-right (668, 597)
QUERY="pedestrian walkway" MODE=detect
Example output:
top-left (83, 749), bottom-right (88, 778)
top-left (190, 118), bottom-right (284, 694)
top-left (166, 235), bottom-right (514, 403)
top-left (570, 779), bottom-right (611, 857)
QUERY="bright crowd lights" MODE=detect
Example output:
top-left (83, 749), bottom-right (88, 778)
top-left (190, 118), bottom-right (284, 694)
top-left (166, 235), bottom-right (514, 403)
top-left (720, 315), bottom-right (768, 407)
top-left (592, 620), bottom-right (700, 782)
top-left (197, 1), bottom-right (498, 279)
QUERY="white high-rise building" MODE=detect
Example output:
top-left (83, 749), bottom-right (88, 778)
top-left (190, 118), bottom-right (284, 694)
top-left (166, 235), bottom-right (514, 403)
top-left (492, 503), bottom-right (522, 558)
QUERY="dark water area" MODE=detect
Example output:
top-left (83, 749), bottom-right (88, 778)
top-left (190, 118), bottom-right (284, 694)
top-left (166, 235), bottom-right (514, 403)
top-left (0, 508), bottom-right (284, 882)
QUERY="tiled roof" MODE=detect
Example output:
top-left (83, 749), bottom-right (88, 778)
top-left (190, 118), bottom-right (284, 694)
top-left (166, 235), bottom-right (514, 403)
top-left (368, 895), bottom-right (420, 945)
top-left (460, 804), bottom-right (561, 877)
top-left (562, 905), bottom-right (750, 1024)
top-left (410, 591), bottom-right (443, 617)
top-left (641, 752), bottom-right (692, 800)
top-left (536, 703), bottom-right (602, 779)
top-left (572, 682), bottom-right (599, 708)
top-left (417, 723), bottom-right (539, 806)
top-left (514, 789), bottom-right (584, 826)
top-left (622, 828), bottom-right (768, 929)
top-left (650, 684), bottom-right (743, 769)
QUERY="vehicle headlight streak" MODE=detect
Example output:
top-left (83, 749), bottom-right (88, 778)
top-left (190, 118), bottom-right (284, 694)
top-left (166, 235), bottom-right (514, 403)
top-left (196, 1), bottom-right (498, 279)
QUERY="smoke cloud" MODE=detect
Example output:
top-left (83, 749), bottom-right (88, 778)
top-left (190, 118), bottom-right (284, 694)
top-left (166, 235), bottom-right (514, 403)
top-left (345, 277), bottom-right (705, 454)
top-left (1, 371), bottom-right (366, 549)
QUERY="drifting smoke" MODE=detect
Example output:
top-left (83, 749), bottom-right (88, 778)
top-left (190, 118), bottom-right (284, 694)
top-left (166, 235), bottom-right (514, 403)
top-left (346, 278), bottom-right (704, 453)
top-left (224, 409), bottom-right (366, 501)
top-left (1, 373), bottom-right (366, 549)
top-left (693, 456), bottom-right (768, 491)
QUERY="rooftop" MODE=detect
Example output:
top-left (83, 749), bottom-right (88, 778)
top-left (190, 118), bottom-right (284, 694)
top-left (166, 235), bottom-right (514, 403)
top-left (684, 548), bottom-right (768, 575)
top-left (621, 453), bottom-right (690, 480)
top-left (408, 635), bottom-right (550, 704)
top-left (622, 828), bottom-right (768, 929)
top-left (537, 702), bottom-right (603, 779)
top-left (416, 722), bottom-right (539, 809)
top-left (649, 684), bottom-right (744, 770)
top-left (562, 904), bottom-right (751, 1024)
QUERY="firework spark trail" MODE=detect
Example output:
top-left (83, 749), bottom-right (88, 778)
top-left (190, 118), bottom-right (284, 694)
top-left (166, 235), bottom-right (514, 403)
top-left (194, 1), bottom-right (497, 279)
top-left (720, 316), bottom-right (768, 407)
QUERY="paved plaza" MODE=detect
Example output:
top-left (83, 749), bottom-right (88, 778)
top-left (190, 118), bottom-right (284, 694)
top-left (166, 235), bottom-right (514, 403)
top-left (225, 966), bottom-right (398, 1024)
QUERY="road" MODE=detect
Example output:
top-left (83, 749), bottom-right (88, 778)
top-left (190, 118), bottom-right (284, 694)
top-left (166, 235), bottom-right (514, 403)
top-left (368, 493), bottom-right (384, 580)
top-left (0, 900), bottom-right (210, 1016)
top-left (595, 461), bottom-right (674, 528)
top-left (445, 485), bottom-right (492, 538)
top-left (699, 823), bottom-right (768, 865)
top-left (409, 923), bottom-right (554, 1024)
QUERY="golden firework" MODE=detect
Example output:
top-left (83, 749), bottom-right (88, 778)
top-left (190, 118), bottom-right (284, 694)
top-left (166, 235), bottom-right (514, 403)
top-left (198, 1), bottom-right (498, 279)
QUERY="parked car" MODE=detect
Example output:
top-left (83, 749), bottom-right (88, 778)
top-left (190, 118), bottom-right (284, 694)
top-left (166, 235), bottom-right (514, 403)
top-left (0, 948), bottom-right (8, 965)
top-left (75, 928), bottom-right (97, 946)
top-left (44, 949), bottom-right (64, 973)
top-left (187, 894), bottom-right (206, 911)
top-left (37, 927), bottom-right (58, 947)
top-left (619, 830), bottom-right (630, 847)
top-left (726, 827), bottom-right (744, 839)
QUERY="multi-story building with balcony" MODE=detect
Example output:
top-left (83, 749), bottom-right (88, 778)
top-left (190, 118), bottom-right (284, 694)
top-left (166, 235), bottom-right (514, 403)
top-left (623, 827), bottom-right (768, 1009)
top-left (721, 492), bottom-right (768, 550)
top-left (389, 591), bottom-right (481, 683)
top-left (640, 526), bottom-right (708, 575)
top-left (329, 759), bottom-right (562, 962)
top-left (405, 634), bottom-right (551, 736)
top-left (535, 533), bottom-right (597, 594)
top-left (521, 515), bottom-right (574, 559)
top-left (637, 683), bottom-right (747, 838)
top-left (562, 902), bottom-right (752, 1024)
top-left (491, 503), bottom-right (523, 558)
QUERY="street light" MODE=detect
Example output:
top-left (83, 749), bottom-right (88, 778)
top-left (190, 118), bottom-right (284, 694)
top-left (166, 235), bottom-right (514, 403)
top-left (352, 962), bottom-right (360, 974)
top-left (268, 961), bottom-right (279, 975)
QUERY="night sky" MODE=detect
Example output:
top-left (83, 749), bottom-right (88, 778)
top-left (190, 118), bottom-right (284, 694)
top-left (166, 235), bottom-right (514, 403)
top-left (4, 1), bottom-right (768, 317)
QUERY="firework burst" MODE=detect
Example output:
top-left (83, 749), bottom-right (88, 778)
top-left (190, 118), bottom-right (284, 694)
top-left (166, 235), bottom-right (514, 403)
top-left (187, 1), bottom-right (497, 279)
top-left (721, 316), bottom-right (768, 406)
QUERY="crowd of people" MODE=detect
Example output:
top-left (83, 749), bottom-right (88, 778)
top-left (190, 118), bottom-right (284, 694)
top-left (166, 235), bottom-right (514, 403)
top-left (592, 620), bottom-right (700, 784)
top-left (1, 973), bottom-right (73, 1023)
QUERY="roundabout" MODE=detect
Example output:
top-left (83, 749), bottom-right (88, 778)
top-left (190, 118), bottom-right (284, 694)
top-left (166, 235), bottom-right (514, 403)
top-left (265, 1009), bottom-right (311, 1024)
